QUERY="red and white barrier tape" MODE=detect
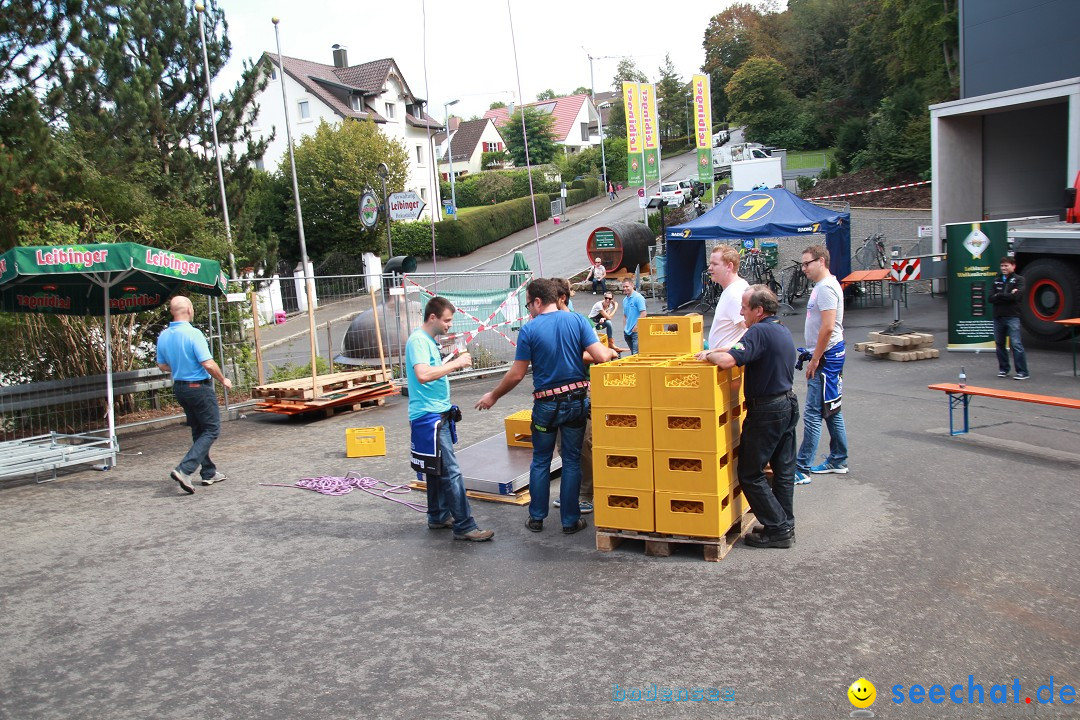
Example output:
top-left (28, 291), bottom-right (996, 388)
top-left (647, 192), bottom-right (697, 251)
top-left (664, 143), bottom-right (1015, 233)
top-left (806, 180), bottom-right (931, 201)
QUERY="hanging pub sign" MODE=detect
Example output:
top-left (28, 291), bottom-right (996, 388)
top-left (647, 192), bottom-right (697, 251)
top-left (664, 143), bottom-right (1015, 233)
top-left (359, 188), bottom-right (379, 229)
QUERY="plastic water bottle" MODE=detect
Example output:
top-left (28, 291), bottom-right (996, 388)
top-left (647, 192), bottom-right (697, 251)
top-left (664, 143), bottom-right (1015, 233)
top-left (959, 366), bottom-right (966, 389)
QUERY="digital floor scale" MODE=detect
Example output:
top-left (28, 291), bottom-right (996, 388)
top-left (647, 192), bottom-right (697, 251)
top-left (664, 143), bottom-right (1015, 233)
top-left (455, 434), bottom-right (561, 495)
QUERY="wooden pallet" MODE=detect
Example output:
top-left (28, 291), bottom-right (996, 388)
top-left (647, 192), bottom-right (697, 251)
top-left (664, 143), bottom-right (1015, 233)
top-left (853, 332), bottom-right (940, 361)
top-left (255, 385), bottom-right (397, 417)
top-left (596, 510), bottom-right (758, 562)
top-left (252, 369), bottom-right (392, 400)
top-left (410, 480), bottom-right (531, 506)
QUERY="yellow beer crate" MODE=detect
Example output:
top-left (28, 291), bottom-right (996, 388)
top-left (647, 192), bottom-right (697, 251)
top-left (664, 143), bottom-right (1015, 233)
top-left (589, 358), bottom-right (660, 409)
top-left (594, 486), bottom-right (655, 533)
top-left (504, 409), bottom-right (533, 448)
top-left (653, 448), bottom-right (737, 495)
top-left (592, 407), bottom-right (652, 450)
top-left (651, 406), bottom-right (741, 455)
top-left (638, 315), bottom-right (704, 356)
top-left (650, 360), bottom-right (743, 411)
top-left (654, 486), bottom-right (744, 538)
top-left (345, 426), bottom-right (387, 458)
top-left (593, 448), bottom-right (653, 491)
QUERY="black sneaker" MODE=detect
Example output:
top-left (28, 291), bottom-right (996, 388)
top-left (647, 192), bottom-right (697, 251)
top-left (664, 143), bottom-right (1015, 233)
top-left (1014, 373), bottom-right (1030, 381)
top-left (753, 524), bottom-right (795, 538)
top-left (744, 529), bottom-right (794, 549)
top-left (562, 518), bottom-right (588, 534)
top-left (525, 517), bottom-right (544, 532)
top-left (171, 468), bottom-right (194, 495)
top-left (997, 371), bottom-right (1008, 378)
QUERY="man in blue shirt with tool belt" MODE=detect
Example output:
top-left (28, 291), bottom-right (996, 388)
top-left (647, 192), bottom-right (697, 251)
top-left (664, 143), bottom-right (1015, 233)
top-left (156, 295), bottom-right (233, 494)
top-left (406, 296), bottom-right (493, 542)
top-left (699, 285), bottom-right (799, 549)
top-left (476, 279), bottom-right (612, 534)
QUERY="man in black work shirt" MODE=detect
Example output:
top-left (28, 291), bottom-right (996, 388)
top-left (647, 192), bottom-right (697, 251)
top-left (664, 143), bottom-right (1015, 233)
top-left (989, 255), bottom-right (1029, 380)
top-left (699, 284), bottom-right (799, 549)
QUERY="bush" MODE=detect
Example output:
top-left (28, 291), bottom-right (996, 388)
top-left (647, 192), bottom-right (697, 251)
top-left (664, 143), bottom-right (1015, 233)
top-left (392, 193), bottom-right (553, 259)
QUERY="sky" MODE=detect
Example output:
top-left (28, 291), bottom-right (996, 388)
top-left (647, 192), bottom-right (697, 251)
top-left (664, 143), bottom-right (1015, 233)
top-left (213, 0), bottom-right (745, 121)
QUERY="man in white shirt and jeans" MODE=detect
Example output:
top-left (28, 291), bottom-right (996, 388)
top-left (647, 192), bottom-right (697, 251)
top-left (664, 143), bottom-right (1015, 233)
top-left (705, 244), bottom-right (749, 350)
top-left (795, 244), bottom-right (848, 484)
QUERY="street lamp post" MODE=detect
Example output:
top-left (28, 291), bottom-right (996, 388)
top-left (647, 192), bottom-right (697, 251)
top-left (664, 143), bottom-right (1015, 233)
top-left (444, 99), bottom-right (459, 220)
top-left (597, 101), bottom-right (611, 189)
top-left (376, 162), bottom-right (392, 257)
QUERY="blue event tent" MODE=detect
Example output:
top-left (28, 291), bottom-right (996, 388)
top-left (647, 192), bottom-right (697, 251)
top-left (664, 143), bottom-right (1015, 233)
top-left (664, 189), bottom-right (851, 310)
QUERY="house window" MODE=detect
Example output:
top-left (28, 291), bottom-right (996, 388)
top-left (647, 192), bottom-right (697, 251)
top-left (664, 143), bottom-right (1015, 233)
top-left (581, 122), bottom-right (589, 141)
top-left (420, 188), bottom-right (427, 201)
top-left (416, 145), bottom-right (424, 164)
top-left (350, 96), bottom-right (361, 112)
top-left (270, 67), bottom-right (277, 80)
top-left (413, 104), bottom-right (422, 119)
top-left (385, 102), bottom-right (396, 119)
top-left (298, 100), bottom-right (310, 120)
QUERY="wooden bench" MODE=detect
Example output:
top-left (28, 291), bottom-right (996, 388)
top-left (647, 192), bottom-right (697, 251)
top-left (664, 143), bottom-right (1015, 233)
top-left (927, 383), bottom-right (1080, 436)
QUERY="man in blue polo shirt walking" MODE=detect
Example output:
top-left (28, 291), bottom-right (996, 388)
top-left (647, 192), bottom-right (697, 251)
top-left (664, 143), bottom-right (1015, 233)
top-left (620, 279), bottom-right (647, 354)
top-left (156, 296), bottom-right (232, 494)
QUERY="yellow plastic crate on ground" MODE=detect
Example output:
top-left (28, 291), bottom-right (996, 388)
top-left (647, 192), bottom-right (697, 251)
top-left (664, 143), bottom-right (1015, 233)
top-left (504, 409), bottom-right (532, 447)
top-left (637, 315), bottom-right (704, 356)
top-left (345, 426), bottom-right (387, 458)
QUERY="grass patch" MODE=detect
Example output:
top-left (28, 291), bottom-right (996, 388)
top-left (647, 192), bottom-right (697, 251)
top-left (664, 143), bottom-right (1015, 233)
top-left (785, 148), bottom-right (834, 171)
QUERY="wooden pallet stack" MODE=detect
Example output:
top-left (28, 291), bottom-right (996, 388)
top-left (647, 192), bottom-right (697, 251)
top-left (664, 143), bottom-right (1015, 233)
top-left (253, 369), bottom-right (397, 417)
top-left (853, 332), bottom-right (939, 362)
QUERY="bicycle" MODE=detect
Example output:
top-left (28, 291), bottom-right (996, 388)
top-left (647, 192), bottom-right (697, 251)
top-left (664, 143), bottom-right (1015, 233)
top-left (782, 259), bottom-right (811, 306)
top-left (696, 269), bottom-right (722, 314)
top-left (857, 232), bottom-right (888, 270)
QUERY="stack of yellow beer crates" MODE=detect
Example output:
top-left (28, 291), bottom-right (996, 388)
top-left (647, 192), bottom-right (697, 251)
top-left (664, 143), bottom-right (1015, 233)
top-left (592, 315), bottom-right (747, 539)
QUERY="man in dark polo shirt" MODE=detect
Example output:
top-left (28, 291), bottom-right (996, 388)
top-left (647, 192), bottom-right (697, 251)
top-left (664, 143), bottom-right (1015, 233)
top-left (698, 284), bottom-right (799, 549)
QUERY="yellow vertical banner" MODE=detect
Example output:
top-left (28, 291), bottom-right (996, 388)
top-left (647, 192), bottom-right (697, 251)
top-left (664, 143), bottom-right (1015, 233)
top-left (639, 83), bottom-right (660, 182)
top-left (692, 74), bottom-right (713, 184)
top-left (623, 82), bottom-right (643, 185)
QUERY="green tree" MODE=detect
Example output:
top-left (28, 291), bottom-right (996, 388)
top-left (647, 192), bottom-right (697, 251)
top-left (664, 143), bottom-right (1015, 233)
top-left (489, 100), bottom-right (507, 110)
top-left (702, 2), bottom-right (769, 120)
top-left (501, 107), bottom-right (558, 166)
top-left (725, 57), bottom-right (798, 146)
top-left (473, 172), bottom-right (514, 204)
top-left (655, 54), bottom-right (686, 140)
top-left (605, 58), bottom-right (649, 139)
top-left (288, 119), bottom-right (411, 258)
top-left (536, 89), bottom-right (557, 101)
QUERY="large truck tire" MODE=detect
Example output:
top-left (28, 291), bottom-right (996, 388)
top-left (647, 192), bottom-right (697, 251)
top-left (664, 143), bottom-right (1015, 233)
top-left (1019, 258), bottom-right (1080, 341)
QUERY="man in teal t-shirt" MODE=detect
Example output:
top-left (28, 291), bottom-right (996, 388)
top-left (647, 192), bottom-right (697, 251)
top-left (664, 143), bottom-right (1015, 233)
top-left (621, 279), bottom-right (647, 354)
top-left (405, 296), bottom-right (493, 542)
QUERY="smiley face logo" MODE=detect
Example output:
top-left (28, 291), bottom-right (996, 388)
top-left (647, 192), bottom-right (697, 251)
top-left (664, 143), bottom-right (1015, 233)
top-left (848, 678), bottom-right (876, 709)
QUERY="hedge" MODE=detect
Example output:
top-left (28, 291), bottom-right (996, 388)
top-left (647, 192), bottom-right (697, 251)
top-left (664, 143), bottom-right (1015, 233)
top-left (389, 193), bottom-right (553, 259)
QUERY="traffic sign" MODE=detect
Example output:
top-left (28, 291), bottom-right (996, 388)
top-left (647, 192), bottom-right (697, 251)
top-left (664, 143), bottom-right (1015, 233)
top-left (388, 191), bottom-right (425, 221)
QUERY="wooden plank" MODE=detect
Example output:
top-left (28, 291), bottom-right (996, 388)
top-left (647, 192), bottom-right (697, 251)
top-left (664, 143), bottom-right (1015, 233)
top-left (410, 480), bottom-right (531, 505)
top-left (595, 511), bottom-right (757, 562)
top-left (927, 383), bottom-right (1080, 410)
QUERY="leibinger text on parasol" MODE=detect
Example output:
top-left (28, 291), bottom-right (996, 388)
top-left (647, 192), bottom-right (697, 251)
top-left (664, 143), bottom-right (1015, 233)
top-left (35, 248), bottom-right (110, 268)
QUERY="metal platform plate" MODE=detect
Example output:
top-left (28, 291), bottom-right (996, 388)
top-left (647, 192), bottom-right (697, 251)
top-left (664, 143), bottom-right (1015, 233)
top-left (455, 434), bottom-right (561, 495)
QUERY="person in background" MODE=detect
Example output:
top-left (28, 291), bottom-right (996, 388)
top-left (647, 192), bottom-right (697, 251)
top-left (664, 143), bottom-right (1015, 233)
top-left (406, 296), bottom-right (494, 542)
top-left (795, 244), bottom-right (848, 484)
top-left (621, 279), bottom-right (647, 355)
top-left (704, 244), bottom-right (749, 350)
top-left (475, 279), bottom-right (610, 535)
top-left (553, 277), bottom-right (577, 314)
top-left (701, 285), bottom-right (798, 549)
top-left (989, 255), bottom-right (1029, 380)
top-left (156, 295), bottom-right (233, 494)
top-left (588, 258), bottom-right (607, 294)
top-left (589, 291), bottom-right (622, 352)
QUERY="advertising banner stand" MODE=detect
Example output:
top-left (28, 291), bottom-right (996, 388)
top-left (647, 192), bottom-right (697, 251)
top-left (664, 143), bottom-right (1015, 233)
top-left (945, 221), bottom-right (1007, 351)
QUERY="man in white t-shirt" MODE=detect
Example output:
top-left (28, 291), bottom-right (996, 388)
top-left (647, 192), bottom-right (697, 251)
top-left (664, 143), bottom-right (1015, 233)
top-left (704, 244), bottom-right (749, 350)
top-left (795, 244), bottom-right (847, 485)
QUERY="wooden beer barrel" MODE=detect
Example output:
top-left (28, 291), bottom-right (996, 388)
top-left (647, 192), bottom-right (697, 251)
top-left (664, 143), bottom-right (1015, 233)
top-left (585, 223), bottom-right (653, 273)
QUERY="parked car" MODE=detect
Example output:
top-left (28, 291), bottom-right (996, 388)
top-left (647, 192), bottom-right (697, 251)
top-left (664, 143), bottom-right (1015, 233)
top-left (680, 177), bottom-right (705, 198)
top-left (712, 130), bottom-right (730, 146)
top-left (653, 181), bottom-right (686, 207)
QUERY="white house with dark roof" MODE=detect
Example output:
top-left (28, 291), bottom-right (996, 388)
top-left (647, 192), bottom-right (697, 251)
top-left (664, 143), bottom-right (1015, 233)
top-left (482, 94), bottom-right (601, 154)
top-left (436, 118), bottom-right (507, 180)
top-left (247, 46), bottom-right (444, 218)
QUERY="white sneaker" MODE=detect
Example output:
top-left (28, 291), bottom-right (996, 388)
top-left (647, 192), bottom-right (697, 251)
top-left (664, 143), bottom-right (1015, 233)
top-left (201, 472), bottom-right (228, 486)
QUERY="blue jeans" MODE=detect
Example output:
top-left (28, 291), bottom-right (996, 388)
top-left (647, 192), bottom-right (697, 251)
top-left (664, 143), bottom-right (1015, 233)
top-left (624, 330), bottom-right (639, 355)
top-left (596, 320), bottom-right (614, 343)
top-left (739, 393), bottom-right (799, 533)
top-left (426, 421), bottom-right (478, 535)
top-left (591, 278), bottom-right (605, 293)
top-left (173, 380), bottom-right (221, 479)
top-left (529, 394), bottom-right (589, 527)
top-left (796, 370), bottom-right (848, 472)
top-left (994, 316), bottom-right (1028, 375)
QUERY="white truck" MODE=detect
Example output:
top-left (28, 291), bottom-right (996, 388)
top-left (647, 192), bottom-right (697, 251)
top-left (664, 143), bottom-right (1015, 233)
top-left (713, 143), bottom-right (770, 179)
top-left (730, 156), bottom-right (784, 192)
